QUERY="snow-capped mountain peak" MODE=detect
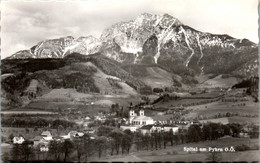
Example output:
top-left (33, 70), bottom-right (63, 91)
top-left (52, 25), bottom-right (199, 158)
top-left (8, 13), bottom-right (258, 77)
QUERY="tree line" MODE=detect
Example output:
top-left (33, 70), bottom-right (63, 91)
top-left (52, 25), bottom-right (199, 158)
top-left (2, 117), bottom-right (76, 129)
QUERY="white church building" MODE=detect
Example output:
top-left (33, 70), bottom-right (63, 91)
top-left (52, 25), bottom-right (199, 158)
top-left (129, 109), bottom-right (154, 125)
top-left (120, 109), bottom-right (154, 132)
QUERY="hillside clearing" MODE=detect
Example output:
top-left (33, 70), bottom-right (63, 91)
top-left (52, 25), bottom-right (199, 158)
top-left (198, 75), bottom-right (239, 88)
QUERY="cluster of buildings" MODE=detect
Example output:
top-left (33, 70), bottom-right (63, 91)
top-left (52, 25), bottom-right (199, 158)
top-left (120, 109), bottom-right (180, 134)
top-left (12, 130), bottom-right (85, 152)
top-left (10, 107), bottom-right (196, 152)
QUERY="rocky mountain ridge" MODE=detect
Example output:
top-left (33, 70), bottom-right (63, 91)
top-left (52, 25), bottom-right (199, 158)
top-left (7, 13), bottom-right (258, 77)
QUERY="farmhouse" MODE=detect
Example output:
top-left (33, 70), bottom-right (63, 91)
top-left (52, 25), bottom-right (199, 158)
top-left (68, 131), bottom-right (84, 139)
top-left (85, 116), bottom-right (91, 121)
top-left (239, 131), bottom-right (249, 138)
top-left (61, 131), bottom-right (84, 140)
top-left (33, 136), bottom-right (47, 147)
top-left (13, 136), bottom-right (25, 144)
top-left (120, 125), bottom-right (137, 132)
top-left (41, 131), bottom-right (53, 141)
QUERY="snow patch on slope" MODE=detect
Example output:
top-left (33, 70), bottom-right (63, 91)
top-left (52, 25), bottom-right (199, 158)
top-left (121, 46), bottom-right (142, 54)
top-left (63, 42), bottom-right (80, 56)
top-left (179, 26), bottom-right (195, 67)
top-left (196, 34), bottom-right (204, 73)
top-left (154, 18), bottom-right (177, 63)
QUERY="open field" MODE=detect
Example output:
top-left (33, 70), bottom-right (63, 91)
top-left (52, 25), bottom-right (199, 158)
top-left (153, 89), bottom-right (225, 107)
top-left (97, 137), bottom-right (259, 162)
top-left (122, 64), bottom-right (178, 88)
top-left (154, 98), bottom-right (216, 107)
top-left (25, 101), bottom-right (110, 114)
top-left (25, 86), bottom-right (141, 107)
top-left (23, 88), bottom-right (141, 111)
top-left (228, 116), bottom-right (259, 124)
top-left (146, 86), bottom-right (259, 125)
top-left (136, 150), bottom-right (259, 162)
top-left (21, 95), bottom-right (141, 117)
top-left (184, 100), bottom-right (258, 119)
top-left (97, 150), bottom-right (259, 162)
top-left (198, 117), bottom-right (259, 125)
top-left (84, 62), bottom-right (138, 95)
top-left (141, 67), bottom-right (174, 88)
top-left (199, 117), bottom-right (230, 124)
top-left (198, 74), bottom-right (239, 88)
top-left (189, 91), bottom-right (223, 98)
top-left (26, 98), bottom-right (138, 111)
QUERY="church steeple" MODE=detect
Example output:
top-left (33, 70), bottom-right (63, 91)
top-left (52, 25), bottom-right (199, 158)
top-left (139, 109), bottom-right (144, 116)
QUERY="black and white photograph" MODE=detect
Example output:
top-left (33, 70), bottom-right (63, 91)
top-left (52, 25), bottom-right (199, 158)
top-left (1, 0), bottom-right (259, 162)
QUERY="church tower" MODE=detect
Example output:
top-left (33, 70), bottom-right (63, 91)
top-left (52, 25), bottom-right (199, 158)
top-left (139, 109), bottom-right (144, 116)
top-left (130, 109), bottom-right (135, 117)
top-left (129, 109), bottom-right (136, 124)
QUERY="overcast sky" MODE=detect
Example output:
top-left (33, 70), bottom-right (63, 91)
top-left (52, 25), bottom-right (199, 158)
top-left (1, 0), bottom-right (258, 59)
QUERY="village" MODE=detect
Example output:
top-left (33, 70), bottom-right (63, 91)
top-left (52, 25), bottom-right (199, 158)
top-left (8, 106), bottom-right (190, 151)
top-left (3, 97), bottom-right (258, 162)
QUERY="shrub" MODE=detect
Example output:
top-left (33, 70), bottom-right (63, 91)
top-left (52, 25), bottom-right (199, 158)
top-left (153, 87), bottom-right (164, 93)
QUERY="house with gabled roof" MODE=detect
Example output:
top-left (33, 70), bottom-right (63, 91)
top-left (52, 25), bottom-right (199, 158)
top-left (61, 131), bottom-right (84, 140)
top-left (120, 125), bottom-right (137, 132)
top-left (85, 116), bottom-right (91, 121)
top-left (41, 131), bottom-right (53, 141)
top-left (13, 136), bottom-right (25, 144)
top-left (69, 131), bottom-right (84, 139)
top-left (33, 136), bottom-right (48, 147)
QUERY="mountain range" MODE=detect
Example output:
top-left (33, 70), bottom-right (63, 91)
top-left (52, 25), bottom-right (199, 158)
top-left (7, 13), bottom-right (258, 77)
top-left (2, 13), bottom-right (258, 106)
